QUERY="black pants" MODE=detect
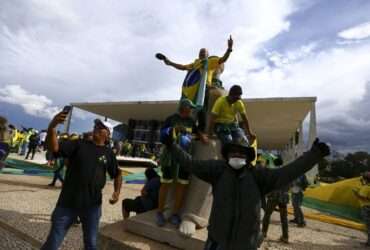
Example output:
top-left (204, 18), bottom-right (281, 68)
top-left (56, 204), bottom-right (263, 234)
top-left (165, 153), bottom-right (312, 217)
top-left (122, 197), bottom-right (145, 214)
top-left (262, 199), bottom-right (288, 238)
top-left (292, 192), bottom-right (305, 224)
top-left (25, 145), bottom-right (37, 160)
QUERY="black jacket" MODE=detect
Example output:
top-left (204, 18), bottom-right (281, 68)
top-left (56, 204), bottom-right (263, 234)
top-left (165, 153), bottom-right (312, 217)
top-left (169, 144), bottom-right (322, 250)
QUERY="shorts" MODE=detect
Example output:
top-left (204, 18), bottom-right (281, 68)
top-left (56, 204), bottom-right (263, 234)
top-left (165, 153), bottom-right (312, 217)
top-left (160, 146), bottom-right (190, 185)
top-left (161, 163), bottom-right (190, 185)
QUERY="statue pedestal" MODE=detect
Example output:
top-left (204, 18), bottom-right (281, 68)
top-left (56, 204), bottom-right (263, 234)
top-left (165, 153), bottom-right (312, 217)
top-left (98, 210), bottom-right (207, 250)
top-left (98, 217), bottom-right (178, 250)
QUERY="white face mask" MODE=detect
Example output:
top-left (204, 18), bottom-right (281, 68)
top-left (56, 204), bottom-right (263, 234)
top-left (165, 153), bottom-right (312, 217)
top-left (228, 157), bottom-right (246, 170)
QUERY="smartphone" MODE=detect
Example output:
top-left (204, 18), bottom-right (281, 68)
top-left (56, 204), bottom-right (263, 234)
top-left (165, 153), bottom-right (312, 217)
top-left (62, 105), bottom-right (72, 114)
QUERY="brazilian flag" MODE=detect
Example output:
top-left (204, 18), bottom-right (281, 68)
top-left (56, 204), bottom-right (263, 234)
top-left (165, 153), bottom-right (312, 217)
top-left (182, 56), bottom-right (219, 108)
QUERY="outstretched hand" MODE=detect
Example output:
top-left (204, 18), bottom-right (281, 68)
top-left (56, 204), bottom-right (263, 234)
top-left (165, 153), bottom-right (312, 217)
top-left (228, 35), bottom-right (233, 49)
top-left (155, 53), bottom-right (170, 65)
top-left (311, 138), bottom-right (330, 158)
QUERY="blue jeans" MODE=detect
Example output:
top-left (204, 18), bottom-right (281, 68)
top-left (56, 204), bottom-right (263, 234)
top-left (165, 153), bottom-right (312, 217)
top-left (41, 205), bottom-right (101, 250)
top-left (215, 124), bottom-right (248, 146)
top-left (50, 159), bottom-right (64, 185)
top-left (19, 142), bottom-right (28, 155)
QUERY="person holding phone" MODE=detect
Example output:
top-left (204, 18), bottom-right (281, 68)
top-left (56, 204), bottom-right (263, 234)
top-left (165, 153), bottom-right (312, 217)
top-left (41, 107), bottom-right (122, 250)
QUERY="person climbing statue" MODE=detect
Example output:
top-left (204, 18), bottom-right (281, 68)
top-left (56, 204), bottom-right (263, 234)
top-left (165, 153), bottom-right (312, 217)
top-left (156, 36), bottom-right (234, 131)
top-left (156, 99), bottom-right (208, 227)
top-left (208, 85), bottom-right (256, 146)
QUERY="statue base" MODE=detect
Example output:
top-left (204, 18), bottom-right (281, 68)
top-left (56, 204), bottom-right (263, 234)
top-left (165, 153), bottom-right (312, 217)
top-left (98, 219), bottom-right (177, 250)
top-left (100, 210), bottom-right (207, 250)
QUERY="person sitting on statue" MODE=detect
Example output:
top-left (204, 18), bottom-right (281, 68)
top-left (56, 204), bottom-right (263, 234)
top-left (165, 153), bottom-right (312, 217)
top-left (156, 98), bottom-right (208, 227)
top-left (156, 36), bottom-right (233, 131)
top-left (157, 36), bottom-right (233, 88)
top-left (160, 130), bottom-right (330, 250)
top-left (208, 84), bottom-right (256, 146)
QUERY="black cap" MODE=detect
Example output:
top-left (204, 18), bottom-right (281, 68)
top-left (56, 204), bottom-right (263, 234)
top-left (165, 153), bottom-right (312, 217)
top-left (221, 142), bottom-right (256, 162)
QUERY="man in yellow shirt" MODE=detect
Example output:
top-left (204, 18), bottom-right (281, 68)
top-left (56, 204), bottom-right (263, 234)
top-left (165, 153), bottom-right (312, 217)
top-left (208, 85), bottom-right (256, 145)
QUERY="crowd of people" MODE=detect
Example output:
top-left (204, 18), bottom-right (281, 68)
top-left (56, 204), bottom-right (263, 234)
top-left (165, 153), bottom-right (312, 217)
top-left (4, 35), bottom-right (369, 250)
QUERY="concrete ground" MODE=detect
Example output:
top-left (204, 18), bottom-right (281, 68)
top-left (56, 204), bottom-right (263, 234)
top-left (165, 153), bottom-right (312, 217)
top-left (0, 153), bottom-right (369, 249)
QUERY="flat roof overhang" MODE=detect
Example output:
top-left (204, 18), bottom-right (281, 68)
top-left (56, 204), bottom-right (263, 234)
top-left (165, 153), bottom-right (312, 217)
top-left (72, 97), bottom-right (316, 150)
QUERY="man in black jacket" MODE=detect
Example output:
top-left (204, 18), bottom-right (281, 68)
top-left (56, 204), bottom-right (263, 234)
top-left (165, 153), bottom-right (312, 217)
top-left (161, 130), bottom-right (330, 250)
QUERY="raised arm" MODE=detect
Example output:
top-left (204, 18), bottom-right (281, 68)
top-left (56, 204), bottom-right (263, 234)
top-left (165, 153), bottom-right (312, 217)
top-left (219, 35), bottom-right (233, 64)
top-left (165, 58), bottom-right (193, 71)
top-left (168, 144), bottom-right (224, 183)
top-left (156, 53), bottom-right (193, 71)
top-left (46, 112), bottom-right (68, 153)
top-left (255, 139), bottom-right (330, 195)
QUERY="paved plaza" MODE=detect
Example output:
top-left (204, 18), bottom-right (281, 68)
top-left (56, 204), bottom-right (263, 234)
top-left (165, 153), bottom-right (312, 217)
top-left (0, 158), bottom-right (368, 250)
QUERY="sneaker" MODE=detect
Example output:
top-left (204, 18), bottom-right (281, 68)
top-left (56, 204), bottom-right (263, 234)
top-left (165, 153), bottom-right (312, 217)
top-left (289, 219), bottom-right (298, 224)
top-left (279, 236), bottom-right (289, 244)
top-left (156, 212), bottom-right (166, 227)
top-left (47, 183), bottom-right (55, 187)
top-left (169, 214), bottom-right (182, 227)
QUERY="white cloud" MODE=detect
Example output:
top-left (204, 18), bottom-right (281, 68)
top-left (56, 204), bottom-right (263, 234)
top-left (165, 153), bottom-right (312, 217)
top-left (0, 0), bottom-right (300, 104)
top-left (3, 0), bottom-right (370, 151)
top-left (0, 84), bottom-right (59, 118)
top-left (246, 43), bottom-right (370, 130)
top-left (338, 21), bottom-right (370, 40)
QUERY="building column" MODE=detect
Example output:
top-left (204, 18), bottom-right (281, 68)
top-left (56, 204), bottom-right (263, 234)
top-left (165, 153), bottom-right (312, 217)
top-left (308, 102), bottom-right (317, 147)
top-left (306, 102), bottom-right (318, 182)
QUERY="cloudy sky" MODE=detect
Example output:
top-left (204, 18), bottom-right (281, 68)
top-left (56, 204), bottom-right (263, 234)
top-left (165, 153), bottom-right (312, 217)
top-left (1, 0), bottom-right (370, 152)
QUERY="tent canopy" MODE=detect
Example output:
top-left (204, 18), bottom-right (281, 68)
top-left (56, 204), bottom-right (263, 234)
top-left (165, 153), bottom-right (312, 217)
top-left (72, 97), bottom-right (316, 150)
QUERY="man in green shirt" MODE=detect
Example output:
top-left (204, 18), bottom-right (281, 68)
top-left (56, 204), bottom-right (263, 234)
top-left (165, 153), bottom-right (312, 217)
top-left (157, 99), bottom-right (207, 227)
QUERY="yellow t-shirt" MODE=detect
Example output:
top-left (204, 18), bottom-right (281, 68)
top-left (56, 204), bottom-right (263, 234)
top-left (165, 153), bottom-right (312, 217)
top-left (185, 56), bottom-right (220, 86)
top-left (211, 96), bottom-right (246, 124)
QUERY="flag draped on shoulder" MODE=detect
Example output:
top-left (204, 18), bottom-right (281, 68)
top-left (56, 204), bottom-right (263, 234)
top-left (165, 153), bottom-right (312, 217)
top-left (181, 56), bottom-right (219, 108)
